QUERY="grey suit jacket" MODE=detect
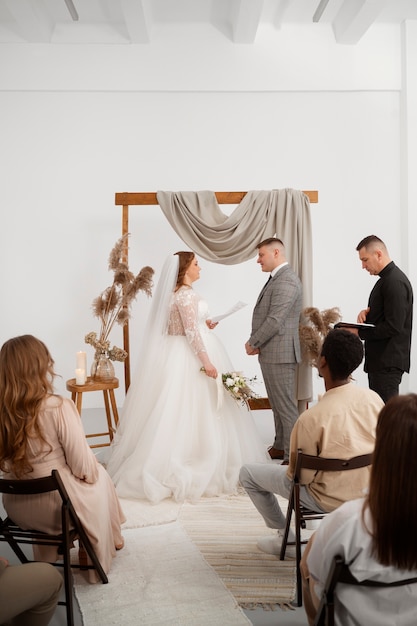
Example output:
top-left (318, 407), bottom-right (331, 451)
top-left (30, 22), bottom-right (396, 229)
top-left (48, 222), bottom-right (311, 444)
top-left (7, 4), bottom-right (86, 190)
top-left (249, 265), bottom-right (303, 364)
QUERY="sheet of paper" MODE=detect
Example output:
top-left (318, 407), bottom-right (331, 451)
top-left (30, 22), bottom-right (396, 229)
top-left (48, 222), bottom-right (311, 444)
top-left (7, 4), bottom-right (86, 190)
top-left (211, 301), bottom-right (248, 323)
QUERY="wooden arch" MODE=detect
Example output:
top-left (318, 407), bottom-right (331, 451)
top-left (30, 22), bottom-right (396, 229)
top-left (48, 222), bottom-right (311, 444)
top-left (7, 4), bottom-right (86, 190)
top-left (115, 190), bottom-right (319, 392)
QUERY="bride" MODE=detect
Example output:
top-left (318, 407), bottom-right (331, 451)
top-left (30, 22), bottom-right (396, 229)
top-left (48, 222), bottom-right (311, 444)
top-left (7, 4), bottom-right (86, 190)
top-left (106, 251), bottom-right (268, 503)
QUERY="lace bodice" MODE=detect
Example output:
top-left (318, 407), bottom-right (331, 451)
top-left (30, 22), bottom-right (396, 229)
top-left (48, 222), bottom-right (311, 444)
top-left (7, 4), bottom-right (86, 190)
top-left (167, 286), bottom-right (208, 355)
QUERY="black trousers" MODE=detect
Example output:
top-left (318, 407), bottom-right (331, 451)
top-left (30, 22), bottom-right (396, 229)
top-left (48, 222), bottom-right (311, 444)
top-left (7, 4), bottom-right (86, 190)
top-left (368, 367), bottom-right (404, 403)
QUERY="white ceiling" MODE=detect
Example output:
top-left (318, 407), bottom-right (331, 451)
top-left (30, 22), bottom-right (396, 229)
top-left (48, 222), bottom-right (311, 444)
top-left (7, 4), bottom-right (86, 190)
top-left (1, 0), bottom-right (417, 46)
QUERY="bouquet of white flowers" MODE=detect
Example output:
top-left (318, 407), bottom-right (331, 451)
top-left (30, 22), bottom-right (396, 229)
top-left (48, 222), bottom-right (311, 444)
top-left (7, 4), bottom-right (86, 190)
top-left (200, 368), bottom-right (259, 407)
top-left (221, 372), bottom-right (259, 406)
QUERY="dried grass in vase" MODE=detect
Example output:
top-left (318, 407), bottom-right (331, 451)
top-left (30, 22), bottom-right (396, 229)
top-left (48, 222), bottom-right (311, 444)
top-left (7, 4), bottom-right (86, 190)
top-left (299, 306), bottom-right (342, 368)
top-left (85, 234), bottom-right (154, 363)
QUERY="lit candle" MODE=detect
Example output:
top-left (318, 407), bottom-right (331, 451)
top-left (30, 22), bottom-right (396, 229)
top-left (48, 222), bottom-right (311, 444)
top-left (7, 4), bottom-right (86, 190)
top-left (75, 368), bottom-right (86, 385)
top-left (76, 351), bottom-right (87, 372)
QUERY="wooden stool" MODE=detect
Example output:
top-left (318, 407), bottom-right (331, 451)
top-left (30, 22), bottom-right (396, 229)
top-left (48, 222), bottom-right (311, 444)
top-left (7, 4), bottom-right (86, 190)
top-left (66, 377), bottom-right (120, 449)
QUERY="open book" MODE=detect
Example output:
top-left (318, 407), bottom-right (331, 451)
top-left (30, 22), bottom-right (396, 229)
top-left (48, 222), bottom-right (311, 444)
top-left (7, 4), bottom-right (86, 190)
top-left (334, 321), bottom-right (375, 330)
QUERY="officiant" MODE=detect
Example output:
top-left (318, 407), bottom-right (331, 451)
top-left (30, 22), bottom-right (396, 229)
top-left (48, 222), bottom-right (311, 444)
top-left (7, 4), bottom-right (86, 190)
top-left (245, 238), bottom-right (303, 465)
top-left (354, 235), bottom-right (413, 403)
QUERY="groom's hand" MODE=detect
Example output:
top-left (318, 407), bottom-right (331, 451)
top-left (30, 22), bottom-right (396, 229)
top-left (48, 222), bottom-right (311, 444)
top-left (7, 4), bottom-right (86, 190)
top-left (245, 341), bottom-right (259, 355)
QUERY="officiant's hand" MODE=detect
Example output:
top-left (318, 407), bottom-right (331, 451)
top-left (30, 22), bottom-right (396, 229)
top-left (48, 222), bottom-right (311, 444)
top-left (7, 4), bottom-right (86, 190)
top-left (357, 307), bottom-right (370, 323)
top-left (206, 319), bottom-right (218, 330)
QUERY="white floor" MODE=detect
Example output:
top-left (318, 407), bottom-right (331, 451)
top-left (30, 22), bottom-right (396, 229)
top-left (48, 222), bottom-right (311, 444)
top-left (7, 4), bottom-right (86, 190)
top-left (1, 406), bottom-right (309, 625)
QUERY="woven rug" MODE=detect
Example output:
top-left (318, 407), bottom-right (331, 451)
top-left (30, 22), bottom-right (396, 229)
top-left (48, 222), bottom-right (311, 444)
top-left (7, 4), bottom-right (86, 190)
top-left (179, 493), bottom-right (296, 608)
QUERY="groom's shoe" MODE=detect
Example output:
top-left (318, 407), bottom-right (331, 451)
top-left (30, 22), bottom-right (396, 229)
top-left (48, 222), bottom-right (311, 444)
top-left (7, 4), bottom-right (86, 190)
top-left (257, 529), bottom-right (296, 555)
top-left (268, 446), bottom-right (284, 460)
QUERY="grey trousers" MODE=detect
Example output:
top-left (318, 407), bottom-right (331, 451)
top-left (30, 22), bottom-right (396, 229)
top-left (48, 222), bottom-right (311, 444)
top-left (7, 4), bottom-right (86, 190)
top-left (239, 462), bottom-right (326, 530)
top-left (0, 561), bottom-right (63, 626)
top-left (260, 361), bottom-right (299, 461)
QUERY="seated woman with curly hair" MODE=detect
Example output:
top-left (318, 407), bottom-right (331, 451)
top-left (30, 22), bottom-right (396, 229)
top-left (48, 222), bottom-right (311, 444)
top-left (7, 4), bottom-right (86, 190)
top-left (0, 334), bottom-right (125, 582)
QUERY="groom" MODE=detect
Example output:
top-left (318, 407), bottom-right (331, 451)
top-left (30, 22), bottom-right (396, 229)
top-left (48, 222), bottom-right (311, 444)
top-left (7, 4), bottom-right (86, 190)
top-left (245, 238), bottom-right (303, 464)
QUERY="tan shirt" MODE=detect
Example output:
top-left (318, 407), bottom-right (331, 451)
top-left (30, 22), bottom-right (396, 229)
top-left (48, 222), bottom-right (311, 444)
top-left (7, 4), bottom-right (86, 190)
top-left (287, 383), bottom-right (384, 511)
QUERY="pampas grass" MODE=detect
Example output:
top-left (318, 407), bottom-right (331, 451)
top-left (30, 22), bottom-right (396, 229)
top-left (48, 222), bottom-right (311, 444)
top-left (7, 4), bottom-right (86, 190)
top-left (85, 234), bottom-right (154, 362)
top-left (299, 306), bottom-right (342, 367)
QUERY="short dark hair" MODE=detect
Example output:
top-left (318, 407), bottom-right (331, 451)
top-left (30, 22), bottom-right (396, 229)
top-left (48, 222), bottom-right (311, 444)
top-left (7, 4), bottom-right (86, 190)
top-left (320, 329), bottom-right (363, 379)
top-left (257, 237), bottom-right (284, 249)
top-left (356, 235), bottom-right (385, 252)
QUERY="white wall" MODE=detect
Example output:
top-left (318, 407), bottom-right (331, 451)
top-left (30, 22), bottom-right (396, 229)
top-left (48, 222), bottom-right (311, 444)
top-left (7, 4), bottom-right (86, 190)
top-left (0, 21), bottom-right (415, 408)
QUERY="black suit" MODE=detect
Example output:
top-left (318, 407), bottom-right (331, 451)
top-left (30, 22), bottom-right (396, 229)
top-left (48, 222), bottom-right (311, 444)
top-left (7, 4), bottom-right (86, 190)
top-left (359, 261), bottom-right (413, 401)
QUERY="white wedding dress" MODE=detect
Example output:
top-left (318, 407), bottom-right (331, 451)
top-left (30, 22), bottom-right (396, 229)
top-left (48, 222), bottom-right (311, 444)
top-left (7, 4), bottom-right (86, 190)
top-left (107, 283), bottom-right (268, 504)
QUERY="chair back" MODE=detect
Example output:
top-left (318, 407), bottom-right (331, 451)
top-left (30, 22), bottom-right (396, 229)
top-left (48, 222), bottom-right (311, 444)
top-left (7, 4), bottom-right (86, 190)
top-left (0, 469), bottom-right (108, 626)
top-left (0, 473), bottom-right (58, 496)
top-left (314, 554), bottom-right (417, 626)
top-left (294, 450), bottom-right (373, 479)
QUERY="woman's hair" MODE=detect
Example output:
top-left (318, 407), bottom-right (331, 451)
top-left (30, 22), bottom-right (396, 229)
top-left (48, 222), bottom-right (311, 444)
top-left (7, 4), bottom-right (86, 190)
top-left (174, 251), bottom-right (195, 290)
top-left (364, 393), bottom-right (417, 569)
top-left (0, 334), bottom-right (55, 477)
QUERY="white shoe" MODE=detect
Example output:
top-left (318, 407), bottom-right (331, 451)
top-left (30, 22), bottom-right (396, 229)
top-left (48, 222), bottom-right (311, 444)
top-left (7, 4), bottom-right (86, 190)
top-left (305, 518), bottom-right (322, 530)
top-left (257, 528), bottom-right (296, 555)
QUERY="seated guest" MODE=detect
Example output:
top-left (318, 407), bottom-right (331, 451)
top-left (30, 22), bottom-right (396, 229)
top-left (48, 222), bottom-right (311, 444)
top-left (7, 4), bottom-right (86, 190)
top-left (0, 556), bottom-right (63, 626)
top-left (239, 329), bottom-right (383, 554)
top-left (301, 393), bottom-right (417, 626)
top-left (0, 335), bottom-right (126, 582)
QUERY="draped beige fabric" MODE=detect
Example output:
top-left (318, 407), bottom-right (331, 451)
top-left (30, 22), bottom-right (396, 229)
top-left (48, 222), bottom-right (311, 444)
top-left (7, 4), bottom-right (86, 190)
top-left (157, 188), bottom-right (313, 402)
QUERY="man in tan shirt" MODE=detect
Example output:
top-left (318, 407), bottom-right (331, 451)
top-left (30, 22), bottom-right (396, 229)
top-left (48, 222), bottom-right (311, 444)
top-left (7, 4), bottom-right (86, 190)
top-left (240, 329), bottom-right (384, 555)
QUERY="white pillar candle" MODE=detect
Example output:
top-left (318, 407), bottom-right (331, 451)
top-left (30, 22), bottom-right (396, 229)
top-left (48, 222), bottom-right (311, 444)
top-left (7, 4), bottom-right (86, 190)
top-left (76, 351), bottom-right (87, 372)
top-left (75, 368), bottom-right (86, 385)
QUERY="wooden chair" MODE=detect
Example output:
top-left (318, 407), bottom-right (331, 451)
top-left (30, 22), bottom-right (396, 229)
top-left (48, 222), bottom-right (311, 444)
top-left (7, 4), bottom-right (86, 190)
top-left (279, 449), bottom-right (373, 606)
top-left (313, 554), bottom-right (417, 626)
top-left (0, 469), bottom-right (108, 626)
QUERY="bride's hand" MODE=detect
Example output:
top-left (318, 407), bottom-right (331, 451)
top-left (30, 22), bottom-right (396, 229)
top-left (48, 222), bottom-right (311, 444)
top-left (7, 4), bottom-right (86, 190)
top-left (202, 363), bottom-right (218, 378)
top-left (206, 319), bottom-right (218, 330)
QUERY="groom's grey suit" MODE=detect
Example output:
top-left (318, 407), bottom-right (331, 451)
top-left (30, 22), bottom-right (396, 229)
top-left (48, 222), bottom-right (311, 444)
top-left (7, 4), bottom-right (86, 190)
top-left (249, 265), bottom-right (303, 461)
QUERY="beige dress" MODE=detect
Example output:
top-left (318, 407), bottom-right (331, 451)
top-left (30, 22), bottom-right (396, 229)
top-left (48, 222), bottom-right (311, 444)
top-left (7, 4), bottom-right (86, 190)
top-left (3, 395), bottom-right (125, 582)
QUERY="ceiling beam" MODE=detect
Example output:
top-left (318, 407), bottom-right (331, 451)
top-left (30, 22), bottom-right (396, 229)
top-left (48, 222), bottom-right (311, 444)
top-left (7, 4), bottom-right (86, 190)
top-left (313, 0), bottom-right (331, 23)
top-left (230, 0), bottom-right (264, 44)
top-left (4, 0), bottom-right (53, 42)
top-left (332, 0), bottom-right (387, 44)
top-left (63, 0), bottom-right (79, 22)
top-left (119, 0), bottom-right (151, 43)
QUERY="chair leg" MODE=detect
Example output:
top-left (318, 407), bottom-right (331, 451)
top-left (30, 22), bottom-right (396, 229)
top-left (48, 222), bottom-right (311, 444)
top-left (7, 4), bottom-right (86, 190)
top-left (294, 491), bottom-right (303, 606)
top-left (62, 547), bottom-right (75, 626)
top-left (69, 509), bottom-right (108, 584)
top-left (280, 489), bottom-right (295, 561)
